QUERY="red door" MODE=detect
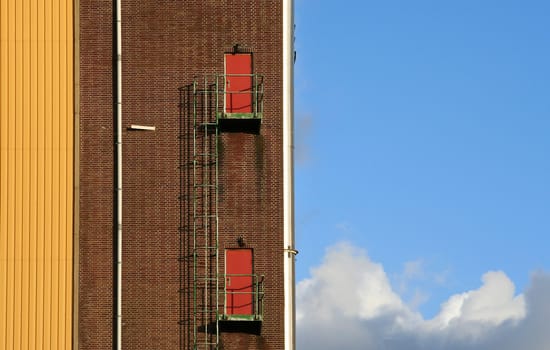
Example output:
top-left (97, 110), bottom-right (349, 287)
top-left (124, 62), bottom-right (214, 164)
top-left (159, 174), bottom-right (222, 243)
top-left (224, 53), bottom-right (253, 114)
top-left (225, 249), bottom-right (253, 315)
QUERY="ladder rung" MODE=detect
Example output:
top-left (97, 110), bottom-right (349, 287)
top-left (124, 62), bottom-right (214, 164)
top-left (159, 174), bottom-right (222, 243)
top-left (192, 163), bottom-right (217, 167)
top-left (194, 153), bottom-right (217, 157)
top-left (195, 310), bottom-right (220, 314)
top-left (195, 342), bottom-right (218, 347)
top-left (194, 184), bottom-right (217, 188)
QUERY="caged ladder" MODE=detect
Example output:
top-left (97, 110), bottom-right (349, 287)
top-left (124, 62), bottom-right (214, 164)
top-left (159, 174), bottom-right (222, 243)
top-left (192, 77), bottom-right (220, 349)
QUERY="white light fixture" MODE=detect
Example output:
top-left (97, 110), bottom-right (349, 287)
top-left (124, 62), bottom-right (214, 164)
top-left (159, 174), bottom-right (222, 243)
top-left (129, 124), bottom-right (156, 131)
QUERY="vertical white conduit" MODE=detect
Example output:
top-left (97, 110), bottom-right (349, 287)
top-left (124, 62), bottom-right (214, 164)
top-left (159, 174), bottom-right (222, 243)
top-left (115, 0), bottom-right (123, 349)
top-left (283, 0), bottom-right (296, 350)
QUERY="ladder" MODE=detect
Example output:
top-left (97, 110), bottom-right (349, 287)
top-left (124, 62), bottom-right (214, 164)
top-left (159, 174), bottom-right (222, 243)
top-left (192, 77), bottom-right (220, 349)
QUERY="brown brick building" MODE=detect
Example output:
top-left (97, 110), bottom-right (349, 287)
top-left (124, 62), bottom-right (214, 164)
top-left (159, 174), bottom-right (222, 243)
top-left (78, 1), bottom-right (295, 350)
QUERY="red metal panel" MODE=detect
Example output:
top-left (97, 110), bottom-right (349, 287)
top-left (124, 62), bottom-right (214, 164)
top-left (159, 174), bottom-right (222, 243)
top-left (225, 249), bottom-right (253, 315)
top-left (224, 53), bottom-right (253, 113)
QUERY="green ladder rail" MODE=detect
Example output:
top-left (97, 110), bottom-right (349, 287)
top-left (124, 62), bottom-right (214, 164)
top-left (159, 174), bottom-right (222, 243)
top-left (192, 77), bottom-right (220, 350)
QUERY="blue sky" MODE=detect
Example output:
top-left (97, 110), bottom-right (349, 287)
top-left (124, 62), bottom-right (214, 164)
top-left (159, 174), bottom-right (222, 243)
top-left (294, 1), bottom-right (549, 348)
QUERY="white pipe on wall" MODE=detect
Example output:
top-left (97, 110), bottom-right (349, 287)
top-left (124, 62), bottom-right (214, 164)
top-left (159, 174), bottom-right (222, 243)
top-left (283, 0), bottom-right (296, 350)
top-left (115, 0), bottom-right (123, 349)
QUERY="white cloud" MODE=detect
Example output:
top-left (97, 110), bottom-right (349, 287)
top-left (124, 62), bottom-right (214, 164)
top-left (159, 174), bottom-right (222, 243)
top-left (297, 242), bottom-right (407, 323)
top-left (429, 271), bottom-right (525, 328)
top-left (297, 242), bottom-right (549, 350)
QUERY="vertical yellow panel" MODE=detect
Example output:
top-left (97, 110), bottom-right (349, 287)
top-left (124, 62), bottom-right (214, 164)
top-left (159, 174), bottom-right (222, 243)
top-left (51, 1), bottom-right (61, 349)
top-left (28, 0), bottom-right (38, 347)
top-left (36, 0), bottom-right (46, 347)
top-left (59, 0), bottom-right (67, 346)
top-left (64, 0), bottom-right (74, 344)
top-left (0, 0), bottom-right (7, 347)
top-left (7, 1), bottom-right (16, 349)
top-left (70, 0), bottom-right (79, 348)
top-left (44, 0), bottom-right (53, 346)
top-left (0, 0), bottom-right (74, 349)
top-left (60, 1), bottom-right (73, 348)
top-left (14, 0), bottom-right (24, 343)
top-left (21, 0), bottom-right (31, 348)
top-left (0, 0), bottom-right (8, 347)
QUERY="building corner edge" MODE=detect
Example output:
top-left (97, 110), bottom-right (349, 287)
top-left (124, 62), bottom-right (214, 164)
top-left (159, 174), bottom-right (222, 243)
top-left (283, 0), bottom-right (296, 350)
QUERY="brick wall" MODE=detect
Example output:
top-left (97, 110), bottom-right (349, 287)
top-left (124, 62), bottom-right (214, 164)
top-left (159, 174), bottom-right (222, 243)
top-left (79, 0), bottom-right (115, 349)
top-left (79, 1), bottom-right (284, 349)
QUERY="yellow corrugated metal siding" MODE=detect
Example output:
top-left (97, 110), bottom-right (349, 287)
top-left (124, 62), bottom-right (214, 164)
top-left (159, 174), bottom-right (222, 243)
top-left (0, 0), bottom-right (74, 349)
